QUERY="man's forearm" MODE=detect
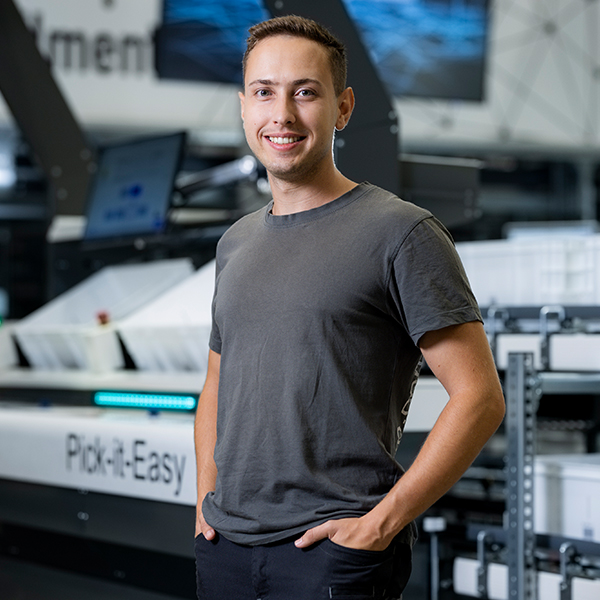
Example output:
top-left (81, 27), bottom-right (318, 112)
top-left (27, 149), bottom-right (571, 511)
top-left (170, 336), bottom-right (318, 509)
top-left (194, 403), bottom-right (218, 506)
top-left (364, 386), bottom-right (505, 545)
top-left (365, 321), bottom-right (507, 542)
top-left (194, 391), bottom-right (218, 538)
top-left (194, 350), bottom-right (220, 536)
top-left (296, 384), bottom-right (505, 551)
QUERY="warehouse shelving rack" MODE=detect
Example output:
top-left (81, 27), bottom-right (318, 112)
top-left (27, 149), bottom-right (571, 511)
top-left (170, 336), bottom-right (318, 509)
top-left (425, 350), bottom-right (600, 600)
top-left (482, 353), bottom-right (600, 600)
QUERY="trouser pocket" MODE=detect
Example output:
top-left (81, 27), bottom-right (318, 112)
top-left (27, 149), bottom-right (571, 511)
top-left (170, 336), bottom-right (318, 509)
top-left (318, 539), bottom-right (412, 599)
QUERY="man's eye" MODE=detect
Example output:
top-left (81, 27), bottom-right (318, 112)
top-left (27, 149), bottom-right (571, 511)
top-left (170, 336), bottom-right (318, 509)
top-left (256, 89), bottom-right (271, 97)
top-left (298, 89), bottom-right (315, 97)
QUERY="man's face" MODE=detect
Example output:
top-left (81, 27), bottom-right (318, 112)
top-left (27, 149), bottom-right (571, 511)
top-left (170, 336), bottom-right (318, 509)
top-left (240, 35), bottom-right (351, 184)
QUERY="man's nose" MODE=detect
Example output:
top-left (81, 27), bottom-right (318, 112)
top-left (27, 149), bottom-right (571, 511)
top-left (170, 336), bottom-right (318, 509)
top-left (273, 96), bottom-right (296, 125)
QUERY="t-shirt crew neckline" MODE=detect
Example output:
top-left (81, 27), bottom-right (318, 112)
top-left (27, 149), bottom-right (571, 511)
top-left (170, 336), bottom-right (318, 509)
top-left (263, 182), bottom-right (369, 228)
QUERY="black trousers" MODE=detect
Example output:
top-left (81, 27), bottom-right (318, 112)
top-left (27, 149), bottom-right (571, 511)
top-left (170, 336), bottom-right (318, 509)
top-left (194, 532), bottom-right (412, 600)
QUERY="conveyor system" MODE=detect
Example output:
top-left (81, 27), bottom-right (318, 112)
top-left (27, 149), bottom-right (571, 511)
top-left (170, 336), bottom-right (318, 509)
top-left (0, 371), bottom-right (204, 565)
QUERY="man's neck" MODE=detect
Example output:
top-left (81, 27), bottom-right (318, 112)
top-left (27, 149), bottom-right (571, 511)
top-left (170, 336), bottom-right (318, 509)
top-left (269, 168), bottom-right (357, 216)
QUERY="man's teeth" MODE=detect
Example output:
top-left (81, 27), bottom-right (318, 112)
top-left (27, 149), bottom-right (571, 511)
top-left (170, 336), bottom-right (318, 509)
top-left (269, 136), bottom-right (301, 144)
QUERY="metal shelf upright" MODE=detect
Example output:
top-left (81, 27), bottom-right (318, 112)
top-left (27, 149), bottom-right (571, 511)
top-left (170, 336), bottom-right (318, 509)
top-left (505, 352), bottom-right (600, 600)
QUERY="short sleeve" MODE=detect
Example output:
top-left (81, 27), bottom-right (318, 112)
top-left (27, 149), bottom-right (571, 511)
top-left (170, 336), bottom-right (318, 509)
top-left (388, 216), bottom-right (482, 346)
top-left (208, 256), bottom-right (222, 354)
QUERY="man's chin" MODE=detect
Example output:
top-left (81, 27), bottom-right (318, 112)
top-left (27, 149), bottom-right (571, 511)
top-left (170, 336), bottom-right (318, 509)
top-left (265, 164), bottom-right (307, 183)
top-left (264, 157), bottom-right (325, 184)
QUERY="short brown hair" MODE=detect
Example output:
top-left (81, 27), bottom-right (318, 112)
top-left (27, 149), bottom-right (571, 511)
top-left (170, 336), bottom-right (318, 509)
top-left (242, 15), bottom-right (347, 96)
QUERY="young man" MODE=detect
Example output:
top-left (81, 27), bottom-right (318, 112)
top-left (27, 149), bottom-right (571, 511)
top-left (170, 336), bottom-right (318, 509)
top-left (194, 15), bottom-right (505, 600)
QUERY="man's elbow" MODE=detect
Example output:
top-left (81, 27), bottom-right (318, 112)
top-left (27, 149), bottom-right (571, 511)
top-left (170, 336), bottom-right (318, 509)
top-left (486, 386), bottom-right (506, 431)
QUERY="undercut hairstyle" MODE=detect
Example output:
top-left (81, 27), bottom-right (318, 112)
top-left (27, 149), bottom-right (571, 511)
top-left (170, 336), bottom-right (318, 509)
top-left (242, 15), bottom-right (348, 96)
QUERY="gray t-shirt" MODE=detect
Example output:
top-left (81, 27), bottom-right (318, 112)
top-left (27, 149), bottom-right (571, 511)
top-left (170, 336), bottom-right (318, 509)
top-left (203, 182), bottom-right (481, 546)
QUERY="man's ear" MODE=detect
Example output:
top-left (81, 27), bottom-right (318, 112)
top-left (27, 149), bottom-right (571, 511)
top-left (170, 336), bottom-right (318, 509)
top-left (335, 87), bottom-right (355, 131)
top-left (239, 90), bottom-right (245, 122)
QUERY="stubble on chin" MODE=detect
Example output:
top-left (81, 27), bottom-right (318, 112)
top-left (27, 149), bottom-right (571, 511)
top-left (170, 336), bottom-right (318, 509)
top-left (263, 145), bottom-right (332, 185)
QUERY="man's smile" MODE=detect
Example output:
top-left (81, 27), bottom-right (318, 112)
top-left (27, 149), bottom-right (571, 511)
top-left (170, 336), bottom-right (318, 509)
top-left (266, 135), bottom-right (306, 145)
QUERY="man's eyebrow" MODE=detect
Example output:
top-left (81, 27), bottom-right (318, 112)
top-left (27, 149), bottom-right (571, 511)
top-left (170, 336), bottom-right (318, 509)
top-left (247, 78), bottom-right (324, 88)
top-left (292, 78), bottom-right (323, 87)
top-left (247, 79), bottom-right (276, 87)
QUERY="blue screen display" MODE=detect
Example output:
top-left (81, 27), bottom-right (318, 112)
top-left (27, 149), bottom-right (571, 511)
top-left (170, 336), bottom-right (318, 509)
top-left (342, 0), bottom-right (489, 101)
top-left (157, 0), bottom-right (270, 85)
top-left (83, 133), bottom-right (185, 241)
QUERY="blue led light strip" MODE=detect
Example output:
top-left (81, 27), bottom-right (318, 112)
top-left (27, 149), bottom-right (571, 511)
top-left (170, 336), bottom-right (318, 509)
top-left (94, 391), bottom-right (197, 411)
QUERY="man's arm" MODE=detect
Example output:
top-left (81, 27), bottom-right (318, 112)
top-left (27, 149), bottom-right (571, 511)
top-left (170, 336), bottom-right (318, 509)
top-left (295, 320), bottom-right (505, 551)
top-left (194, 349), bottom-right (221, 540)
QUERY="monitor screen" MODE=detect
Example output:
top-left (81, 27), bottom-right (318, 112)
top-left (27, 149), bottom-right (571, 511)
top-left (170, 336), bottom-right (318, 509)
top-left (154, 0), bottom-right (489, 102)
top-left (83, 132), bottom-right (185, 242)
top-left (342, 0), bottom-right (489, 102)
top-left (155, 0), bottom-right (270, 86)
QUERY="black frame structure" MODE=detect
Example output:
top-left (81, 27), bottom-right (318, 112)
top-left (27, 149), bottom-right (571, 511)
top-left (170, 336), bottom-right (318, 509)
top-left (0, 0), bottom-right (95, 217)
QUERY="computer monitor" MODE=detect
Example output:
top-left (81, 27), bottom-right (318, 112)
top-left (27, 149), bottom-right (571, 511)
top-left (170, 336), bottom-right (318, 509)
top-left (83, 132), bottom-right (186, 244)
